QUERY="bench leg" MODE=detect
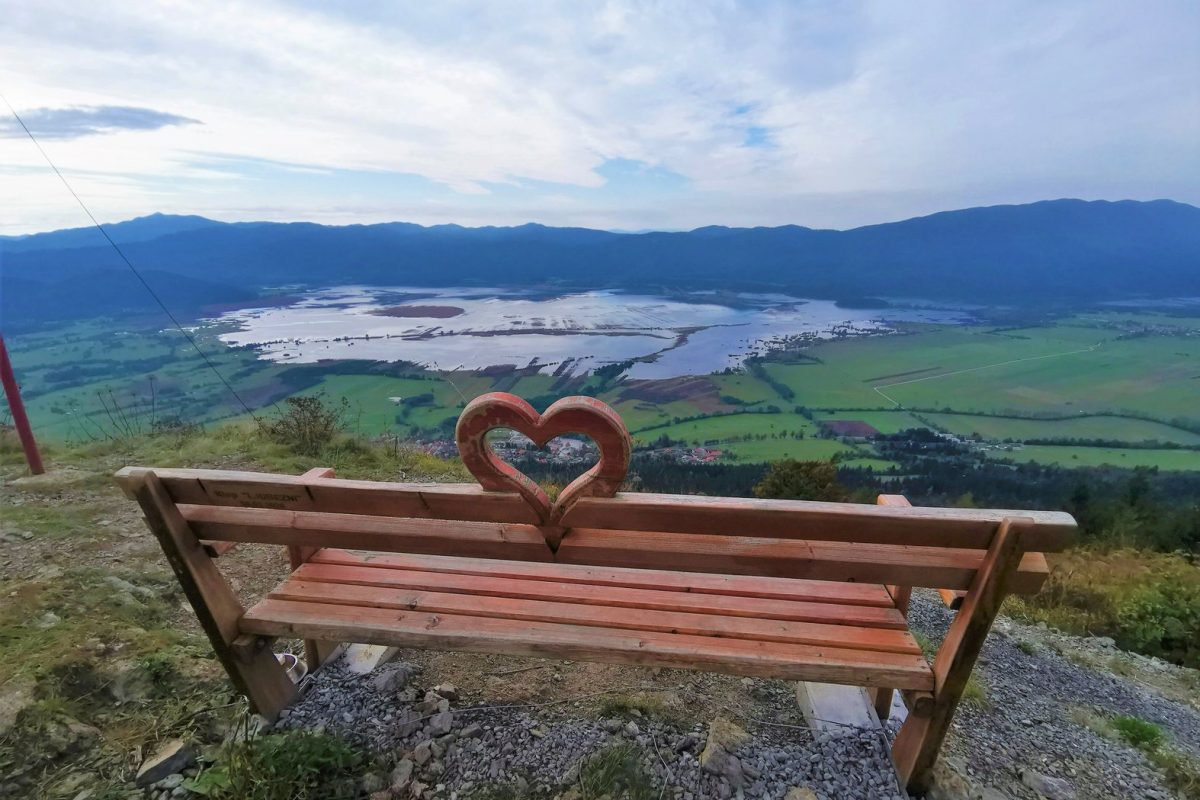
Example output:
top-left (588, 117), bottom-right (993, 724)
top-left (133, 472), bottom-right (297, 720)
top-left (891, 518), bottom-right (1029, 794)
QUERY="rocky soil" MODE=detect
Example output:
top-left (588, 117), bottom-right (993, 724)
top-left (3, 461), bottom-right (1198, 799)
top-left (140, 589), bottom-right (1200, 800)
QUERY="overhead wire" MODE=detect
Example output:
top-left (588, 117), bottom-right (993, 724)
top-left (1, 93), bottom-right (258, 419)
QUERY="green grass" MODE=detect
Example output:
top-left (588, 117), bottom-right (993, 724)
top-left (718, 437), bottom-right (858, 463)
top-left (708, 372), bottom-right (779, 405)
top-left (184, 728), bottom-right (363, 800)
top-left (1110, 716), bottom-right (1166, 750)
top-left (634, 412), bottom-right (816, 444)
top-left (576, 743), bottom-right (656, 800)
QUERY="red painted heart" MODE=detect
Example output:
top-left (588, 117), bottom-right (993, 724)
top-left (455, 392), bottom-right (632, 530)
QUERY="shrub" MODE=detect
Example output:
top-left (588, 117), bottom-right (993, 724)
top-left (260, 394), bottom-right (349, 456)
top-left (1005, 548), bottom-right (1200, 668)
top-left (753, 459), bottom-right (849, 501)
top-left (1110, 715), bottom-right (1165, 751)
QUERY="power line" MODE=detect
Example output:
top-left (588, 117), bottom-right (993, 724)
top-left (2, 94), bottom-right (257, 418)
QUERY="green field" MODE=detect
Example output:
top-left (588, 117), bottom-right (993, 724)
top-left (8, 310), bottom-right (1200, 470)
top-left (923, 413), bottom-right (1200, 445)
top-left (715, 437), bottom-right (860, 463)
top-left (634, 412), bottom-right (816, 445)
top-left (991, 445), bottom-right (1200, 471)
top-left (811, 409), bottom-right (927, 434)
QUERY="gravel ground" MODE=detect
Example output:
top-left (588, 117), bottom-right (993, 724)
top-left (276, 659), bottom-right (905, 800)
top-left (257, 591), bottom-right (1200, 800)
top-left (905, 591), bottom-right (1198, 800)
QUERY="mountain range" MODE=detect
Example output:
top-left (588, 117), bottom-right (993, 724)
top-left (3, 199), bottom-right (1198, 329)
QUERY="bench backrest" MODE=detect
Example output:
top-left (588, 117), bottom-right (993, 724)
top-left (115, 393), bottom-right (1075, 593)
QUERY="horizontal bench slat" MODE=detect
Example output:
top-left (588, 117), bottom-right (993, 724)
top-left (271, 578), bottom-right (921, 654)
top-left (242, 598), bottom-right (935, 690)
top-left (312, 548), bottom-right (897, 607)
top-left (177, 505), bottom-right (1048, 592)
top-left (116, 467), bottom-right (1074, 551)
top-left (116, 467), bottom-right (540, 524)
top-left (563, 494), bottom-right (1074, 552)
top-left (293, 559), bottom-right (908, 629)
top-left (557, 528), bottom-right (1050, 594)
top-left (179, 504), bottom-right (553, 562)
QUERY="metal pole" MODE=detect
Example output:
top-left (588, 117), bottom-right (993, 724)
top-left (0, 334), bottom-right (44, 474)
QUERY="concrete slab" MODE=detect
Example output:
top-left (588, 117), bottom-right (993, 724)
top-left (340, 643), bottom-right (400, 675)
top-left (795, 682), bottom-right (886, 735)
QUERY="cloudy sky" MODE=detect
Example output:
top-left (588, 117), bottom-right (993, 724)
top-left (2, 0), bottom-right (1196, 234)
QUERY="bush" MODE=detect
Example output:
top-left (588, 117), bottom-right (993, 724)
top-left (753, 459), bottom-right (849, 502)
top-left (260, 394), bottom-right (348, 456)
top-left (1006, 548), bottom-right (1200, 668)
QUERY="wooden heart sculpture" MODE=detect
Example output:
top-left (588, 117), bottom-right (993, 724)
top-left (455, 393), bottom-right (632, 537)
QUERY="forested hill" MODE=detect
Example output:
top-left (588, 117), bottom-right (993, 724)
top-left (4, 199), bottom-right (1198, 327)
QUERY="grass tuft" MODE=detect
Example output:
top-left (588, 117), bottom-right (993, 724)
top-left (576, 743), bottom-right (657, 800)
top-left (1110, 715), bottom-right (1166, 751)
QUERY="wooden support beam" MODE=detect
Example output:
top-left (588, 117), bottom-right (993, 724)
top-left (873, 494), bottom-right (912, 722)
top-left (131, 472), bottom-right (296, 719)
top-left (892, 517), bottom-right (1030, 794)
top-left (292, 468), bottom-right (335, 671)
top-left (938, 589), bottom-right (967, 610)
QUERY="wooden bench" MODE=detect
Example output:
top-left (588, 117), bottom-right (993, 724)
top-left (115, 392), bottom-right (1075, 793)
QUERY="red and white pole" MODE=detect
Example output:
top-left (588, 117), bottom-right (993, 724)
top-left (0, 334), bottom-right (44, 475)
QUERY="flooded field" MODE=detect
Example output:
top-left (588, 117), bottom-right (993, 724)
top-left (215, 286), bottom-right (969, 378)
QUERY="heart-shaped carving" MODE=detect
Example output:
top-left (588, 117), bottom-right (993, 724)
top-left (455, 393), bottom-right (632, 533)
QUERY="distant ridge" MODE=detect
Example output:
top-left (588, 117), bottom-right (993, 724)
top-left (4, 199), bottom-right (1197, 328)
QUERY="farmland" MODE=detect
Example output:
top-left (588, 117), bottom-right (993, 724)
top-left (5, 307), bottom-right (1200, 472)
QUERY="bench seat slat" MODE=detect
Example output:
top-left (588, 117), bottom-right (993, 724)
top-left (270, 578), bottom-right (921, 654)
top-left (292, 559), bottom-right (908, 629)
top-left (311, 548), bottom-right (896, 607)
top-left (242, 598), bottom-right (935, 690)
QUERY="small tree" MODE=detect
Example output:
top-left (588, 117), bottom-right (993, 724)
top-left (753, 459), bottom-right (849, 502)
top-left (262, 393), bottom-right (348, 456)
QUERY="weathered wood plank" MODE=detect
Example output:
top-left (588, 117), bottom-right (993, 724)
top-left (562, 492), bottom-right (1074, 551)
top-left (177, 504), bottom-right (554, 562)
top-left (291, 562), bottom-right (909, 629)
top-left (311, 549), bottom-right (896, 607)
top-left (271, 579), bottom-right (922, 653)
top-left (873, 494), bottom-right (914, 722)
top-left (892, 518), bottom-right (1030, 793)
top-left (292, 468), bottom-right (336, 669)
top-left (115, 466), bottom-right (541, 524)
top-left (242, 599), bottom-right (935, 690)
top-left (130, 472), bottom-right (295, 719)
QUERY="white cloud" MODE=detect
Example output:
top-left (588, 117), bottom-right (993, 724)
top-left (1, 0), bottom-right (1196, 233)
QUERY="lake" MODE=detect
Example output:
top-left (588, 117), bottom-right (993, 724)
top-left (215, 286), bottom-right (969, 379)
